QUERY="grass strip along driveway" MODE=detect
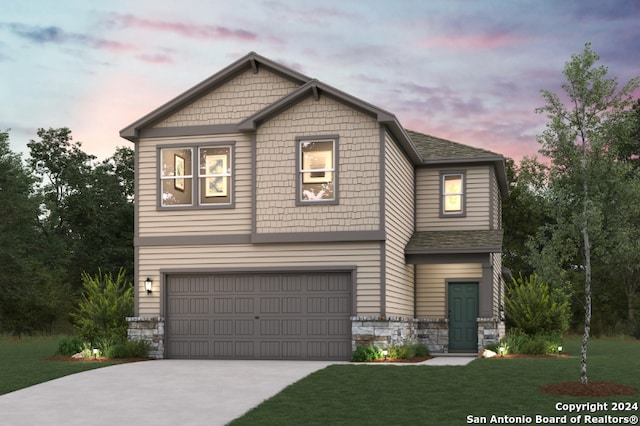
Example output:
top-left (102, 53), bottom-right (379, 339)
top-left (231, 337), bottom-right (639, 425)
top-left (0, 335), bottom-right (121, 395)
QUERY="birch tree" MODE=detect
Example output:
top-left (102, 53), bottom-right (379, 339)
top-left (535, 43), bottom-right (639, 384)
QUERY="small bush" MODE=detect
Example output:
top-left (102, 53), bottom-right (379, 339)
top-left (56, 335), bottom-right (85, 356)
top-left (352, 345), bottom-right (382, 362)
top-left (498, 331), bottom-right (563, 355)
top-left (388, 343), bottom-right (429, 359)
top-left (521, 339), bottom-right (548, 355)
top-left (104, 339), bottom-right (150, 359)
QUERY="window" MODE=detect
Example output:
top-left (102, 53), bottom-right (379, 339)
top-left (441, 172), bottom-right (465, 216)
top-left (160, 144), bottom-right (233, 208)
top-left (298, 138), bottom-right (337, 203)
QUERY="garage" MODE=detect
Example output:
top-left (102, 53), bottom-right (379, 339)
top-left (165, 271), bottom-right (353, 360)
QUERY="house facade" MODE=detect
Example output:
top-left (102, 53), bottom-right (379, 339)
top-left (120, 52), bottom-right (508, 360)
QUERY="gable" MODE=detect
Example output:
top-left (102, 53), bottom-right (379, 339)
top-left (153, 67), bottom-right (301, 128)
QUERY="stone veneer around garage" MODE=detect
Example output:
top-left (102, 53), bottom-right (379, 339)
top-left (127, 315), bottom-right (504, 359)
top-left (351, 316), bottom-right (505, 354)
top-left (126, 316), bottom-right (165, 359)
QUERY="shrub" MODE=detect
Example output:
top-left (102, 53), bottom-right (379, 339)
top-left (505, 273), bottom-right (570, 336)
top-left (56, 335), bottom-right (85, 356)
top-left (387, 343), bottom-right (429, 359)
top-left (104, 339), bottom-right (151, 359)
top-left (352, 345), bottom-right (383, 362)
top-left (498, 330), bottom-right (563, 355)
top-left (71, 269), bottom-right (134, 349)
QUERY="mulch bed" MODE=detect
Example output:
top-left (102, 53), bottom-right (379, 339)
top-left (364, 356), bottom-right (434, 363)
top-left (539, 381), bottom-right (637, 397)
top-left (490, 353), bottom-right (637, 396)
top-left (44, 356), bottom-right (150, 363)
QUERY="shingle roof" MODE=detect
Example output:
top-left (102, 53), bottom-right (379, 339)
top-left (405, 229), bottom-right (503, 254)
top-left (407, 130), bottom-right (503, 162)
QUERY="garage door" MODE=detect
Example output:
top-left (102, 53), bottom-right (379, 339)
top-left (166, 272), bottom-right (352, 360)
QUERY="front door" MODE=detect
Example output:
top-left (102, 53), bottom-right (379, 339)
top-left (448, 282), bottom-right (478, 352)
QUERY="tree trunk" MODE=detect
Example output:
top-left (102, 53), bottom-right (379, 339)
top-left (581, 224), bottom-right (591, 385)
top-left (581, 156), bottom-right (591, 385)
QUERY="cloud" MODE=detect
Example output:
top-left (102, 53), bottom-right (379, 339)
top-left (419, 31), bottom-right (521, 51)
top-left (136, 53), bottom-right (174, 64)
top-left (1, 22), bottom-right (136, 53)
top-left (105, 13), bottom-right (257, 41)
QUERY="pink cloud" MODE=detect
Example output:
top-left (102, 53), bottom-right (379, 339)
top-left (419, 32), bottom-right (520, 51)
top-left (107, 13), bottom-right (257, 41)
top-left (136, 53), bottom-right (174, 64)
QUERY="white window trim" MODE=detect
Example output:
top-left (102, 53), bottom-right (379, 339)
top-left (158, 143), bottom-right (234, 210)
top-left (296, 136), bottom-right (339, 205)
top-left (440, 171), bottom-right (466, 217)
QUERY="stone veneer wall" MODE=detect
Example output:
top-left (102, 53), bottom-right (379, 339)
top-left (477, 318), bottom-right (505, 350)
top-left (351, 317), bottom-right (505, 354)
top-left (127, 317), bottom-right (165, 359)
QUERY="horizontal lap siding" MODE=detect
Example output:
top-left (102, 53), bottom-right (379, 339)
top-left (416, 263), bottom-right (482, 317)
top-left (137, 134), bottom-right (252, 236)
top-left (255, 96), bottom-right (381, 233)
top-left (138, 242), bottom-right (382, 317)
top-left (383, 133), bottom-right (415, 317)
top-left (416, 166), bottom-right (491, 231)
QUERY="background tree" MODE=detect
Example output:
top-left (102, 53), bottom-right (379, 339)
top-left (502, 156), bottom-right (551, 277)
top-left (533, 43), bottom-right (639, 384)
top-left (0, 131), bottom-right (70, 335)
top-left (27, 128), bottom-right (134, 290)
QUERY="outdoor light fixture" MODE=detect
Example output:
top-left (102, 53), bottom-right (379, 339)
top-left (558, 345), bottom-right (563, 354)
top-left (382, 349), bottom-right (388, 360)
top-left (499, 346), bottom-right (505, 357)
top-left (92, 348), bottom-right (99, 359)
top-left (145, 277), bottom-right (153, 295)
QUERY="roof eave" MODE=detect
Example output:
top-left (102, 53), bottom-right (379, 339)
top-left (405, 246), bottom-right (503, 255)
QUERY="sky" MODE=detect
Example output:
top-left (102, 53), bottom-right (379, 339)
top-left (2, 0), bottom-right (639, 163)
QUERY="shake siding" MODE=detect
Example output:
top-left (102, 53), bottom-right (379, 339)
top-left (137, 242), bottom-right (382, 316)
top-left (415, 166), bottom-right (491, 231)
top-left (137, 134), bottom-right (252, 236)
top-left (415, 263), bottom-right (482, 317)
top-left (153, 68), bottom-right (300, 128)
top-left (254, 96), bottom-right (381, 233)
top-left (383, 133), bottom-right (415, 317)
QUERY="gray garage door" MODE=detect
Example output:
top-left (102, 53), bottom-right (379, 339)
top-left (166, 272), bottom-right (352, 360)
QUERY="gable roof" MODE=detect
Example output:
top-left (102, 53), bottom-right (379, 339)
top-left (120, 51), bottom-right (311, 141)
top-left (407, 130), bottom-right (509, 196)
top-left (120, 51), bottom-right (508, 186)
top-left (407, 130), bottom-right (503, 162)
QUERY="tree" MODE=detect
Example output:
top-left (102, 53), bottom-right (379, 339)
top-left (27, 129), bottom-right (134, 289)
top-left (0, 131), bottom-right (70, 335)
top-left (502, 157), bottom-right (551, 277)
top-left (534, 43), bottom-right (639, 384)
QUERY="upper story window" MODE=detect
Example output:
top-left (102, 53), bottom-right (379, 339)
top-left (441, 172), bottom-right (465, 216)
top-left (297, 138), bottom-right (338, 204)
top-left (160, 144), bottom-right (233, 208)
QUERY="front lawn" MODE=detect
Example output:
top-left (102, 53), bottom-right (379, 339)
top-left (230, 337), bottom-right (639, 425)
top-left (0, 335), bottom-right (121, 395)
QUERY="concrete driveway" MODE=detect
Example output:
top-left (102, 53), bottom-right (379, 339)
top-left (0, 360), bottom-right (338, 426)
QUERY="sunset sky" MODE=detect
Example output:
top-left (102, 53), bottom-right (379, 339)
top-left (2, 0), bottom-right (639, 163)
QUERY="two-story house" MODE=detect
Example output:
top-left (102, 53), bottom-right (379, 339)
top-left (121, 52), bottom-right (508, 360)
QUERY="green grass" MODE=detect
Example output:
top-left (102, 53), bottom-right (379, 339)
top-left (230, 337), bottom-right (640, 425)
top-left (0, 335), bottom-right (121, 395)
